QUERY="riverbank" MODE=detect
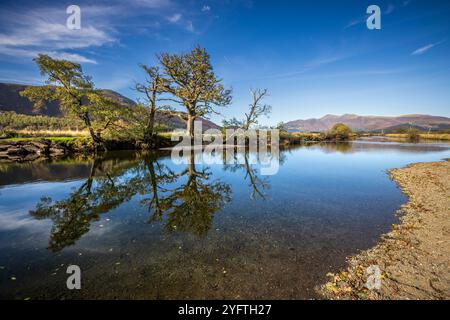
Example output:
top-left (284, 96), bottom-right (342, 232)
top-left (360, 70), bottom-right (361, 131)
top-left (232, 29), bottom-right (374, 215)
top-left (0, 132), bottom-right (333, 162)
top-left (0, 136), bottom-right (175, 162)
top-left (320, 159), bottom-right (450, 299)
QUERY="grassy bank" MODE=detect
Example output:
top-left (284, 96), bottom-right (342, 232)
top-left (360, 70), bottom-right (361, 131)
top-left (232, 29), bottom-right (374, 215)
top-left (280, 132), bottom-right (358, 144)
top-left (1, 131), bottom-right (354, 150)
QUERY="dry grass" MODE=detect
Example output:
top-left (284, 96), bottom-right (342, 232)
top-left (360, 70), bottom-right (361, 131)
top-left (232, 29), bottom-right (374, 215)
top-left (13, 129), bottom-right (89, 137)
top-left (418, 133), bottom-right (450, 141)
top-left (386, 133), bottom-right (450, 141)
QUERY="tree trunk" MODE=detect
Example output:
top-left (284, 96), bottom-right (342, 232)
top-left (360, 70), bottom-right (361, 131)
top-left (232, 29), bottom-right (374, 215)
top-left (148, 108), bottom-right (156, 136)
top-left (144, 86), bottom-right (157, 146)
top-left (186, 114), bottom-right (195, 141)
top-left (148, 160), bottom-right (162, 221)
top-left (144, 107), bottom-right (156, 146)
top-left (82, 113), bottom-right (106, 151)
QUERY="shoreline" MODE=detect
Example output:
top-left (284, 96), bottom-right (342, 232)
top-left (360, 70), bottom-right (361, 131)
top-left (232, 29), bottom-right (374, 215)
top-left (320, 159), bottom-right (450, 299)
top-left (0, 134), bottom-right (319, 162)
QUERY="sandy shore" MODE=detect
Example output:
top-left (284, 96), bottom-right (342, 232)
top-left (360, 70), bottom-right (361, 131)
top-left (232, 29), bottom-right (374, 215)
top-left (320, 160), bottom-right (450, 300)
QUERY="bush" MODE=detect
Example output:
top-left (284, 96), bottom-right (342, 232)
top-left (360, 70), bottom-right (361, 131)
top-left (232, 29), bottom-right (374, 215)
top-left (406, 128), bottom-right (420, 142)
top-left (326, 123), bottom-right (353, 140)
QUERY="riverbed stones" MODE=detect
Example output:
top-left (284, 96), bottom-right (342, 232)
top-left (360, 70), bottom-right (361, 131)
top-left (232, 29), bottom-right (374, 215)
top-left (0, 139), bottom-right (68, 161)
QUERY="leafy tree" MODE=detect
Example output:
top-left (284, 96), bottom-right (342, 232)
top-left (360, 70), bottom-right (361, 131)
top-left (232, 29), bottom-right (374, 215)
top-left (276, 121), bottom-right (288, 133)
top-left (20, 54), bottom-right (126, 150)
top-left (329, 123), bottom-right (353, 140)
top-left (158, 46), bottom-right (232, 138)
top-left (222, 117), bottom-right (244, 130)
top-left (406, 127), bottom-right (420, 142)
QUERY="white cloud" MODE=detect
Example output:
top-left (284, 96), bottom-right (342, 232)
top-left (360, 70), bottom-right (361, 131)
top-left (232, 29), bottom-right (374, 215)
top-left (0, 6), bottom-right (115, 64)
top-left (186, 21), bottom-right (195, 32)
top-left (0, 47), bottom-right (97, 64)
top-left (0, 23), bottom-right (113, 50)
top-left (411, 41), bottom-right (444, 56)
top-left (168, 13), bottom-right (182, 23)
top-left (202, 5), bottom-right (211, 12)
top-left (166, 13), bottom-right (195, 33)
top-left (130, 0), bottom-right (172, 8)
top-left (411, 44), bottom-right (435, 55)
top-left (0, 1), bottom-right (199, 66)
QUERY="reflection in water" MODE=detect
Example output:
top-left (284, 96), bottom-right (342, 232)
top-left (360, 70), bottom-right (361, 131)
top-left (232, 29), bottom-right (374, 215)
top-left (2, 140), bottom-right (450, 299)
top-left (29, 151), bottom-right (234, 251)
top-left (223, 152), bottom-right (270, 199)
top-left (22, 140), bottom-right (450, 252)
top-left (156, 152), bottom-right (231, 236)
top-left (318, 142), bottom-right (353, 154)
top-left (30, 158), bottom-right (139, 251)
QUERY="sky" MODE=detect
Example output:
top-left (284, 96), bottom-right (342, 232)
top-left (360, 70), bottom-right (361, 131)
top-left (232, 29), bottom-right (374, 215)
top-left (0, 0), bottom-right (449, 125)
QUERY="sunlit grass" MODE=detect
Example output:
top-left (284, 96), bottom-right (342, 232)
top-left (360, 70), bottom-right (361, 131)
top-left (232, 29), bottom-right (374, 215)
top-left (386, 133), bottom-right (450, 141)
top-left (13, 129), bottom-right (88, 137)
top-left (2, 136), bottom-right (80, 142)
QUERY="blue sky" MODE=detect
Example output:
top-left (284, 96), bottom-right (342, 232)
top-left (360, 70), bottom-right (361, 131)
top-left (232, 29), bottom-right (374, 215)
top-left (0, 0), bottom-right (449, 125)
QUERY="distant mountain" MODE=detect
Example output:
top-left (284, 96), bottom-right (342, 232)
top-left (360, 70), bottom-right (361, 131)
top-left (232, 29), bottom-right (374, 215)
top-left (285, 114), bottom-right (450, 132)
top-left (0, 82), bottom-right (220, 130)
top-left (380, 123), bottom-right (450, 133)
top-left (0, 83), bottom-right (62, 116)
top-left (0, 82), bottom-right (135, 117)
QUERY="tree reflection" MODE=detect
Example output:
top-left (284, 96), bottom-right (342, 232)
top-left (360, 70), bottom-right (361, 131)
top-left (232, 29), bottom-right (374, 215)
top-left (30, 158), bottom-right (139, 251)
top-left (30, 151), bottom-right (231, 251)
top-left (313, 142), bottom-right (353, 154)
top-left (158, 152), bottom-right (231, 236)
top-left (223, 150), bottom-right (270, 199)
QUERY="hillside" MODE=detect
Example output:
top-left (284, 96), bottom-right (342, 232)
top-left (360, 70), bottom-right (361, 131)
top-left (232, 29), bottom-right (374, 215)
top-left (0, 82), bottom-right (220, 130)
top-left (0, 83), bottom-right (62, 116)
top-left (0, 83), bottom-right (135, 117)
top-left (286, 114), bottom-right (450, 132)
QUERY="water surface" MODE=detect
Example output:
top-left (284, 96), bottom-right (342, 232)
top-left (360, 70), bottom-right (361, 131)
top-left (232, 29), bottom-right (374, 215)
top-left (0, 140), bottom-right (449, 299)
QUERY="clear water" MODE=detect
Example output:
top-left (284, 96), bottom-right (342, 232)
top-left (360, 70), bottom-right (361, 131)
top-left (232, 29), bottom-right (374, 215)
top-left (0, 140), bottom-right (449, 299)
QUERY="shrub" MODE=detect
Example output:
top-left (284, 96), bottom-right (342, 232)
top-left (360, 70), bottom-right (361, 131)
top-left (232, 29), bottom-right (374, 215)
top-left (406, 128), bottom-right (420, 142)
top-left (326, 123), bottom-right (353, 140)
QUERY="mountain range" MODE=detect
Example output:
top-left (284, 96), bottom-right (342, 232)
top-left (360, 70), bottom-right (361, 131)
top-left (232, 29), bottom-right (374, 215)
top-left (285, 114), bottom-right (450, 132)
top-left (2, 82), bottom-right (450, 133)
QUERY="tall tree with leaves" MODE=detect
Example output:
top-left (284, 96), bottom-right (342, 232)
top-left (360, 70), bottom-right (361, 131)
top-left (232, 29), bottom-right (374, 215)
top-left (158, 46), bottom-right (232, 138)
top-left (21, 54), bottom-right (124, 150)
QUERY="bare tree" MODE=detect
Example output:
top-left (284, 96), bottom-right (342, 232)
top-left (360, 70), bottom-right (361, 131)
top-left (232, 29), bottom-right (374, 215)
top-left (242, 89), bottom-right (271, 130)
top-left (135, 65), bottom-right (170, 144)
